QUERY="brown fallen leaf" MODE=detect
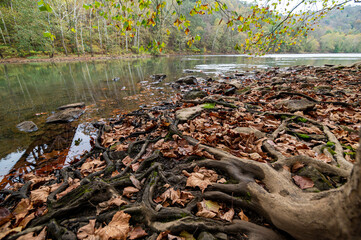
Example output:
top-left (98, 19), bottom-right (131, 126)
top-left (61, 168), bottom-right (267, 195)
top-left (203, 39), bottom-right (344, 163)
top-left (157, 188), bottom-right (194, 207)
top-left (184, 166), bottom-right (218, 192)
top-left (195, 200), bottom-right (220, 219)
top-left (238, 210), bottom-right (249, 222)
top-left (129, 226), bottom-right (148, 239)
top-left (18, 212), bottom-right (35, 228)
top-left (123, 187), bottom-right (139, 198)
top-left (57, 178), bottom-right (80, 199)
top-left (96, 196), bottom-right (127, 215)
top-left (122, 156), bottom-right (133, 166)
top-left (0, 226), bottom-right (22, 239)
top-left (130, 175), bottom-right (141, 189)
top-left (30, 186), bottom-right (51, 204)
top-left (12, 198), bottom-right (32, 225)
top-left (17, 226), bottom-right (47, 240)
top-left (0, 207), bottom-right (13, 226)
top-left (292, 162), bottom-right (305, 172)
top-left (292, 175), bottom-right (314, 189)
top-left (220, 208), bottom-right (235, 222)
top-left (95, 211), bottom-right (131, 240)
top-left (77, 219), bottom-right (96, 240)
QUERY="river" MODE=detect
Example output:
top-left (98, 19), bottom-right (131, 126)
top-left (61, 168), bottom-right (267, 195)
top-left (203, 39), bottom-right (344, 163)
top-left (1, 53), bottom-right (361, 187)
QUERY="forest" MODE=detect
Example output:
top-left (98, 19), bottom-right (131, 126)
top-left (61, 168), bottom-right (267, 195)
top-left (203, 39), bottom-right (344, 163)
top-left (0, 0), bottom-right (360, 58)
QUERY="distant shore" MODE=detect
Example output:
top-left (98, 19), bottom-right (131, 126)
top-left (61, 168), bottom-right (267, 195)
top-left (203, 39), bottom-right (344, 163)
top-left (0, 54), bottom-right (156, 64)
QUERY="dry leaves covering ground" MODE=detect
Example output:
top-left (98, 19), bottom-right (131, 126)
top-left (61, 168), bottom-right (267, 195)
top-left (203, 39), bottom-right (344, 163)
top-left (1, 62), bottom-right (361, 240)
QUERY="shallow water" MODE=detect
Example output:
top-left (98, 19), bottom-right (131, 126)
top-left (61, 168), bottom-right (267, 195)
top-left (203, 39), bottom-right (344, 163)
top-left (0, 53), bottom-right (360, 186)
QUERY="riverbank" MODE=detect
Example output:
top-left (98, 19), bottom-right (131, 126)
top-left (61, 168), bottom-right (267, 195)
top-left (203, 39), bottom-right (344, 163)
top-left (0, 54), bottom-right (154, 64)
top-left (0, 62), bottom-right (361, 240)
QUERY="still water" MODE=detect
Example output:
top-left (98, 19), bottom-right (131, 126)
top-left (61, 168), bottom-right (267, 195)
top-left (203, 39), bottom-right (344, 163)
top-left (0, 53), bottom-right (361, 186)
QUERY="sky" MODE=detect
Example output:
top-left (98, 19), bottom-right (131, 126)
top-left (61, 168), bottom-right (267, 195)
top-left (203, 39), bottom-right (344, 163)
top-left (240, 0), bottom-right (361, 13)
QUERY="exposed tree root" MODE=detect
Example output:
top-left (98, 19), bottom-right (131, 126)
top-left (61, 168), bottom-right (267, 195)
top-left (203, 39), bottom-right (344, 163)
top-left (1, 64), bottom-right (361, 240)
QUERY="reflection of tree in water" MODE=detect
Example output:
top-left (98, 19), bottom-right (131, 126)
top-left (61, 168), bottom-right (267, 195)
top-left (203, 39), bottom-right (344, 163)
top-left (0, 123), bottom-right (76, 189)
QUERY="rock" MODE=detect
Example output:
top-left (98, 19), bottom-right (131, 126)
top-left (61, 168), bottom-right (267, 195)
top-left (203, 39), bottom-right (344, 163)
top-left (214, 232), bottom-right (227, 240)
top-left (351, 61), bottom-right (361, 70)
top-left (46, 108), bottom-right (84, 123)
top-left (276, 99), bottom-right (316, 112)
top-left (58, 102), bottom-right (85, 110)
top-left (297, 166), bottom-right (333, 191)
top-left (276, 72), bottom-right (292, 78)
top-left (183, 90), bottom-right (207, 100)
top-left (176, 104), bottom-right (205, 121)
top-left (324, 64), bottom-right (335, 67)
top-left (197, 232), bottom-right (216, 240)
top-left (331, 65), bottom-right (346, 70)
top-left (151, 74), bottom-right (166, 81)
top-left (176, 76), bottom-right (197, 85)
top-left (228, 79), bottom-right (243, 89)
top-left (16, 121), bottom-right (38, 132)
top-left (233, 127), bottom-right (265, 139)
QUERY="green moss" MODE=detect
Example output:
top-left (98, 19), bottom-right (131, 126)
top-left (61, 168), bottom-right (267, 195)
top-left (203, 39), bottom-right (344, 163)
top-left (296, 133), bottom-right (310, 139)
top-left (328, 148), bottom-right (336, 155)
top-left (296, 117), bottom-right (308, 123)
top-left (202, 103), bottom-right (216, 109)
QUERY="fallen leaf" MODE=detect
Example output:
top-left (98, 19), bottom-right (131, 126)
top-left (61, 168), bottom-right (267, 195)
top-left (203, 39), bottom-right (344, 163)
top-left (220, 208), bottom-right (234, 222)
top-left (292, 175), bottom-right (314, 189)
top-left (77, 219), bottom-right (96, 240)
top-left (17, 226), bottom-right (47, 240)
top-left (195, 200), bottom-right (220, 219)
top-left (12, 198), bottom-right (31, 224)
top-left (129, 226), bottom-right (148, 239)
top-left (30, 186), bottom-right (51, 204)
top-left (157, 188), bottom-right (194, 207)
top-left (292, 162), bottom-right (305, 172)
top-left (95, 211), bottom-right (130, 240)
top-left (130, 175), bottom-right (141, 189)
top-left (238, 210), bottom-right (249, 221)
top-left (184, 166), bottom-right (218, 192)
top-left (0, 207), bottom-right (13, 226)
top-left (123, 187), bottom-right (139, 198)
top-left (96, 196), bottom-right (127, 215)
top-left (0, 226), bottom-right (22, 239)
top-left (18, 212), bottom-right (35, 228)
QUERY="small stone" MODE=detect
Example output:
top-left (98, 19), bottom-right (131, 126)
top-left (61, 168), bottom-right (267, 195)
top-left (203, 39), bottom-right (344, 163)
top-left (214, 232), bottom-right (227, 240)
top-left (197, 232), bottom-right (216, 240)
top-left (276, 99), bottom-right (316, 112)
top-left (58, 102), bottom-right (85, 110)
top-left (183, 90), bottom-right (207, 100)
top-left (16, 121), bottom-right (38, 133)
top-left (176, 76), bottom-right (197, 85)
top-left (46, 108), bottom-right (84, 123)
top-left (150, 74), bottom-right (166, 81)
top-left (176, 105), bottom-right (205, 121)
top-left (155, 204), bottom-right (162, 212)
top-left (233, 127), bottom-right (265, 139)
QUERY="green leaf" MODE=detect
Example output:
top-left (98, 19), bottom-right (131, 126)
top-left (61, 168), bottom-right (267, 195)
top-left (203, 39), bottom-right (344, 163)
top-left (202, 103), bottom-right (216, 109)
top-left (38, 0), bottom-right (53, 12)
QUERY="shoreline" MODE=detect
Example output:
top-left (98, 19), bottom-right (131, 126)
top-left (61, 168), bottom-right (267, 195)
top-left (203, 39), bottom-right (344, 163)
top-left (1, 52), bottom-right (361, 65)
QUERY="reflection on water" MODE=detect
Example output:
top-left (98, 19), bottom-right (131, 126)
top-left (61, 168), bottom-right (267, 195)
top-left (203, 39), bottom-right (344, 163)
top-left (0, 54), bottom-right (361, 187)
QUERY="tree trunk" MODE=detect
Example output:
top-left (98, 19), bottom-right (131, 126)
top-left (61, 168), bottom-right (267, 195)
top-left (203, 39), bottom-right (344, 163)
top-left (60, 24), bottom-right (68, 56)
top-left (89, 11), bottom-right (93, 57)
